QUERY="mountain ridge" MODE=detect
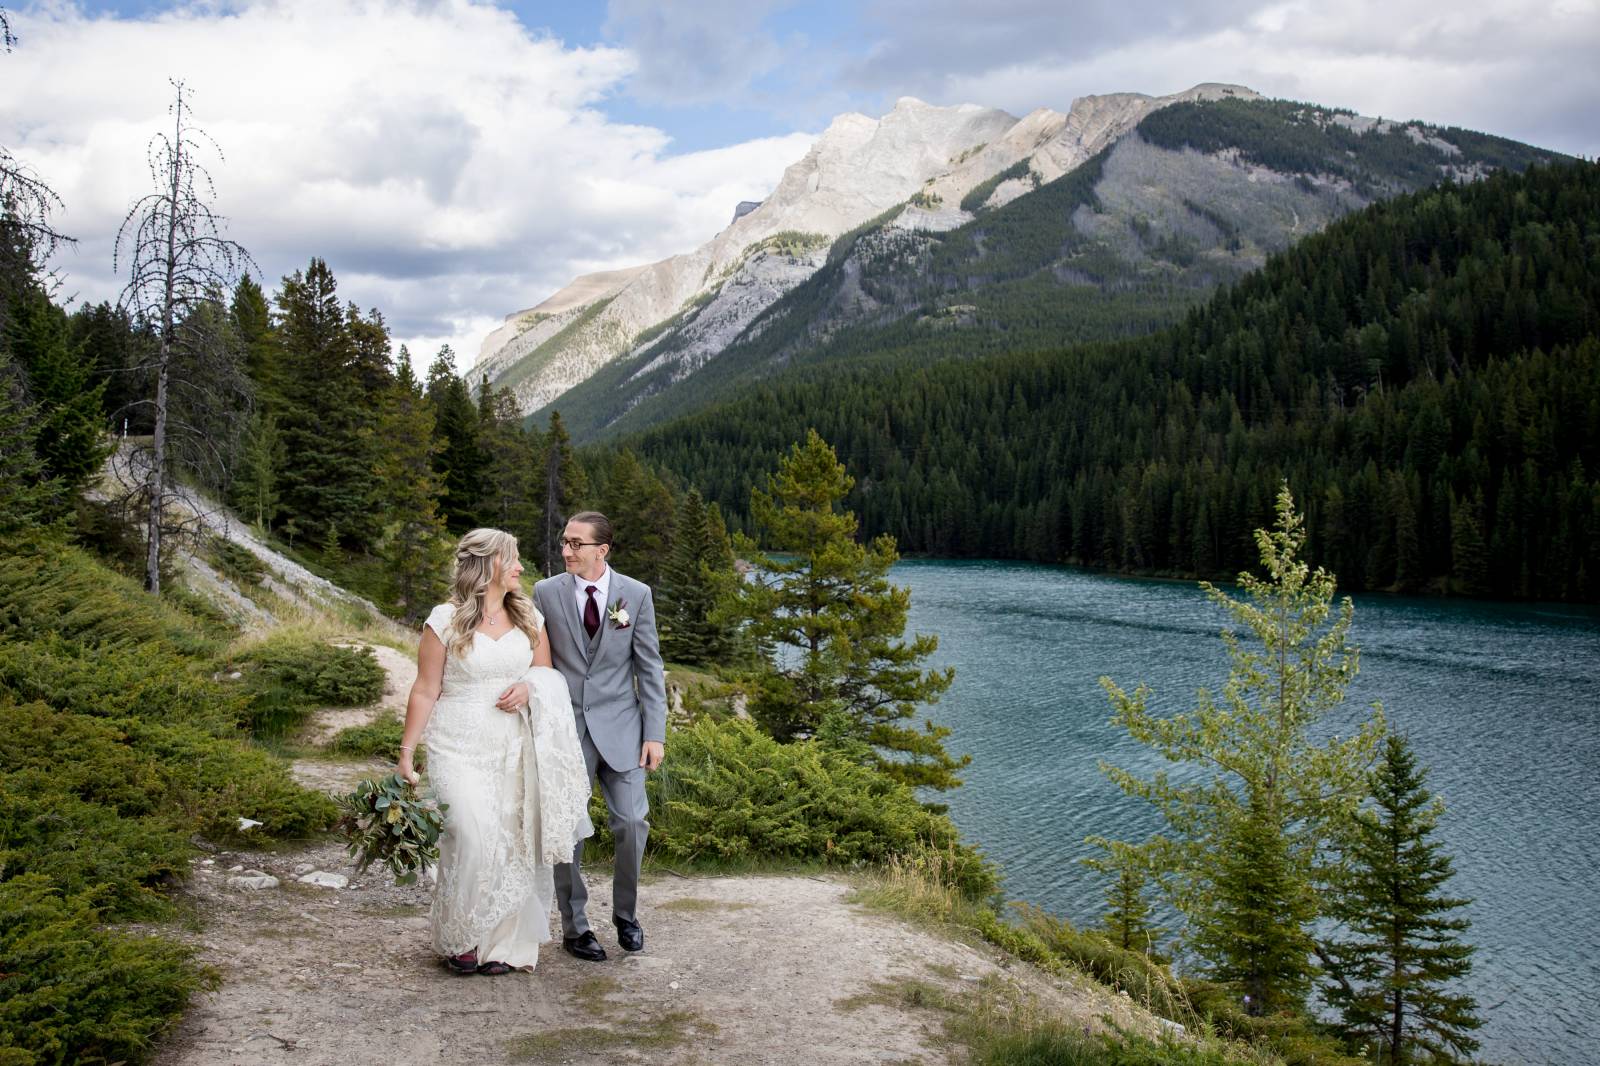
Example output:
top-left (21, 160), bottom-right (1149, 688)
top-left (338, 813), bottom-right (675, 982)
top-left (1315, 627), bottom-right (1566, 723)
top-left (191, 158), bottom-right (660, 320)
top-left (478, 87), bottom-right (1563, 443)
top-left (476, 83), bottom-right (1261, 414)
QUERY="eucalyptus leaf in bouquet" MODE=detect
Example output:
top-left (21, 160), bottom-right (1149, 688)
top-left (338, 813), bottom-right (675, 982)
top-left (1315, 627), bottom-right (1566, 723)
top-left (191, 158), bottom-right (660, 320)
top-left (335, 773), bottom-right (448, 885)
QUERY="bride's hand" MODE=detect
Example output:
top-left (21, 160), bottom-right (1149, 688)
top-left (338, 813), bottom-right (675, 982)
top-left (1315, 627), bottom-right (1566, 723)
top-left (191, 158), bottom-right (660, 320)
top-left (397, 748), bottom-right (419, 785)
top-left (495, 682), bottom-right (529, 713)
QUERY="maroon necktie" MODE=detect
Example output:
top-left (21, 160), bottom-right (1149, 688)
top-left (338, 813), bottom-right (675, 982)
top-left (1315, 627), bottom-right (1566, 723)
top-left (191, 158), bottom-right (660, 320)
top-left (583, 585), bottom-right (600, 639)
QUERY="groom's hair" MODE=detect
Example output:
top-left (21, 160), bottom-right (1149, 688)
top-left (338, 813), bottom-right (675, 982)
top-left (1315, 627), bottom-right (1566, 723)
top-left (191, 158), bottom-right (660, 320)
top-left (568, 510), bottom-right (614, 547)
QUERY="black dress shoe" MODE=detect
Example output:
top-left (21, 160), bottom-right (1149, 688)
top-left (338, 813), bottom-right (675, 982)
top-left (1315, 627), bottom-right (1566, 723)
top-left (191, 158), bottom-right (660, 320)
top-left (562, 931), bottom-right (607, 962)
top-left (615, 919), bottom-right (644, 952)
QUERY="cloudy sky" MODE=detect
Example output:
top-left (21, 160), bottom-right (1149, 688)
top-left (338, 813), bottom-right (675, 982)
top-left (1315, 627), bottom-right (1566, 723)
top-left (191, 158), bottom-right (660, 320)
top-left (3, 0), bottom-right (1596, 373)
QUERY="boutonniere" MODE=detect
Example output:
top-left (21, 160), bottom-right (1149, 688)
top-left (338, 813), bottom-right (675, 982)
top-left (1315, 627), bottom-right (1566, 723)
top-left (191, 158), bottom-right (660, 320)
top-left (607, 598), bottom-right (631, 629)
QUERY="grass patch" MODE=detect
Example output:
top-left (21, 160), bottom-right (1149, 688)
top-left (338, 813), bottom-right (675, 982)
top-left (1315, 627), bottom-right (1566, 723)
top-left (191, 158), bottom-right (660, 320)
top-left (506, 1010), bottom-right (718, 1061)
top-left (854, 858), bottom-right (1362, 1066)
top-left (835, 978), bottom-right (960, 1014)
top-left (655, 897), bottom-right (754, 914)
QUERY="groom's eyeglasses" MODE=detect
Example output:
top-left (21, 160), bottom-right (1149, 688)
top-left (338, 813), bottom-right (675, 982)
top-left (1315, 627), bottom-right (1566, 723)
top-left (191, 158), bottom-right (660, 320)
top-left (560, 539), bottom-right (603, 550)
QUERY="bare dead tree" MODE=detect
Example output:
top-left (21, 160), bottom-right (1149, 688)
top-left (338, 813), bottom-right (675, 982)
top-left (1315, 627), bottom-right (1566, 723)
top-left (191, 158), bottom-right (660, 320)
top-left (0, 152), bottom-right (72, 260)
top-left (114, 80), bottom-right (253, 594)
top-left (2, 9), bottom-right (76, 314)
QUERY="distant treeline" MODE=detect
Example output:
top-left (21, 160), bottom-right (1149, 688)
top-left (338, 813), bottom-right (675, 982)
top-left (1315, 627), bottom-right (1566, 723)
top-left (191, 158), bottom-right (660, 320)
top-left (630, 162), bottom-right (1600, 601)
top-left (1138, 96), bottom-right (1563, 191)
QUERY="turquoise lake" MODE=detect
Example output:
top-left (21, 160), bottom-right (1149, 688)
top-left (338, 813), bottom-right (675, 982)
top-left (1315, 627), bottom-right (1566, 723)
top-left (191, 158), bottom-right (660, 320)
top-left (893, 558), bottom-right (1600, 1066)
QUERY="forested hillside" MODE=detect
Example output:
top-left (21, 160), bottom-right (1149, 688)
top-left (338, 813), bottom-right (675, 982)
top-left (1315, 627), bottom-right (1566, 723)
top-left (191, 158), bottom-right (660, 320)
top-left (551, 97), bottom-right (1565, 442)
top-left (631, 161), bottom-right (1600, 601)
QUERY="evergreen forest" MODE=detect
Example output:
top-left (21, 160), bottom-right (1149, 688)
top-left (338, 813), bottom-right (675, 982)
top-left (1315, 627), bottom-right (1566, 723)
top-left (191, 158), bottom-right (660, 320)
top-left (630, 161), bottom-right (1600, 601)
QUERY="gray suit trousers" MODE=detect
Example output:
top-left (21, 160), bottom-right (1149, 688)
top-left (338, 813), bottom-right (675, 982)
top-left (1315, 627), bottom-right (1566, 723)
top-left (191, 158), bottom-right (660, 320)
top-left (555, 731), bottom-right (649, 937)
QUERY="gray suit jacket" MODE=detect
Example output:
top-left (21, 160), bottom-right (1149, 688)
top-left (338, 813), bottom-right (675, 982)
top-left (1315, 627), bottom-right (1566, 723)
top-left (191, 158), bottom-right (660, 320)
top-left (533, 569), bottom-right (668, 773)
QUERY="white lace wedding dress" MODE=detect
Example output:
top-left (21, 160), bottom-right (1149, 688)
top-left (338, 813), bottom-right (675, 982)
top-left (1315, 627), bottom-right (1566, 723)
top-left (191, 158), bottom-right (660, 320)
top-left (422, 603), bottom-right (593, 968)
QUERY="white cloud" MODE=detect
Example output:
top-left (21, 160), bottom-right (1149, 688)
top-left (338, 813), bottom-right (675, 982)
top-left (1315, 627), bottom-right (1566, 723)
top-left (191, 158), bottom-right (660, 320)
top-left (0, 0), bottom-right (815, 374)
top-left (603, 0), bottom-right (799, 105)
top-left (853, 0), bottom-right (1600, 159)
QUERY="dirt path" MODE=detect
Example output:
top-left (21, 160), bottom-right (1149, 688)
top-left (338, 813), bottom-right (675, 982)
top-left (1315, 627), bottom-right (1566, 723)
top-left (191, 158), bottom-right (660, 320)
top-left (152, 835), bottom-right (1141, 1066)
top-left (153, 646), bottom-right (1147, 1065)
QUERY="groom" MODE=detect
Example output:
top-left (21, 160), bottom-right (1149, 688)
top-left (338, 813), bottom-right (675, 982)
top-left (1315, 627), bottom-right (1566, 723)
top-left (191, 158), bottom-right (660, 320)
top-left (533, 511), bottom-right (667, 961)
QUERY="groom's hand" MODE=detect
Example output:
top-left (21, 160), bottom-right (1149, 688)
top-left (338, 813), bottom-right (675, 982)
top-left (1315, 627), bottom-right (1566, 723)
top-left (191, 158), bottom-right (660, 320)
top-left (495, 682), bottom-right (529, 713)
top-left (640, 741), bottom-right (664, 771)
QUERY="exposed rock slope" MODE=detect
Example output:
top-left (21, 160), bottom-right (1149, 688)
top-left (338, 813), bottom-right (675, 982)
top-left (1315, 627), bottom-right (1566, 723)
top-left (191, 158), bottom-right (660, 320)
top-left (478, 85), bottom-right (1255, 416)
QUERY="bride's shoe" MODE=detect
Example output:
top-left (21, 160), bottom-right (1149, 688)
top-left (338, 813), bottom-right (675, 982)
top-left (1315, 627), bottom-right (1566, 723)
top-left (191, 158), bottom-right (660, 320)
top-left (475, 960), bottom-right (513, 975)
top-left (445, 950), bottom-right (479, 974)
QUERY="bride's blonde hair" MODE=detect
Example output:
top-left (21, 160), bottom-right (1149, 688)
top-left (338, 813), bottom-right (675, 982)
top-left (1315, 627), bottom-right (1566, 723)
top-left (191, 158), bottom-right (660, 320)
top-left (443, 528), bottom-right (540, 660)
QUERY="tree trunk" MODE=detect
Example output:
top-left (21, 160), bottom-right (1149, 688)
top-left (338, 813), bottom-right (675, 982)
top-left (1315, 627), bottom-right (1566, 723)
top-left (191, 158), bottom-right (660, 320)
top-left (144, 353), bottom-right (168, 593)
top-left (545, 446), bottom-right (561, 576)
top-left (145, 96), bottom-right (184, 595)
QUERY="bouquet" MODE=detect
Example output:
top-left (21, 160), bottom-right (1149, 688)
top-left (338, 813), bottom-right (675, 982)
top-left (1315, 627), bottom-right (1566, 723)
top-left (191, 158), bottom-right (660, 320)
top-left (335, 773), bottom-right (448, 885)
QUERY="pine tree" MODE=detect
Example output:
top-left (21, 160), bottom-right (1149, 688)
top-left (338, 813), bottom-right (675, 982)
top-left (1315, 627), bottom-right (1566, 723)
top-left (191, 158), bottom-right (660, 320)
top-left (273, 258), bottom-right (377, 544)
top-left (658, 488), bottom-right (736, 665)
top-left (424, 346), bottom-right (484, 531)
top-left (1083, 837), bottom-right (1164, 955)
top-left (377, 354), bottom-right (449, 622)
top-left (230, 274), bottom-right (279, 406)
top-left (1450, 493), bottom-right (1490, 596)
top-left (1100, 484), bottom-right (1387, 1011)
top-left (1191, 798), bottom-right (1319, 1014)
top-left (0, 347), bottom-right (56, 532)
top-left (601, 449), bottom-right (675, 588)
top-left (1321, 734), bottom-right (1481, 1064)
top-left (720, 430), bottom-right (965, 789)
top-left (6, 281), bottom-right (108, 502)
top-left (232, 410), bottom-right (282, 529)
top-left (69, 301), bottom-right (146, 429)
top-left (473, 377), bottom-right (537, 534)
top-left (536, 411), bottom-right (587, 575)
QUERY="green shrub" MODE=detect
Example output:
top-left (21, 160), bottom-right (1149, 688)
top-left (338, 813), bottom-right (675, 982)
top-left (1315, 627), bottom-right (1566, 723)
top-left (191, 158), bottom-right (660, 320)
top-left (0, 535), bottom-right (336, 1063)
top-left (1180, 982), bottom-right (1363, 1066)
top-left (0, 700), bottom-right (170, 818)
top-left (1017, 905), bottom-right (1190, 1022)
top-left (121, 718), bottom-right (337, 842)
top-left (974, 1028), bottom-right (1247, 1066)
top-left (0, 634), bottom-right (248, 732)
top-left (0, 875), bottom-right (213, 1066)
top-left (0, 701), bottom-right (335, 846)
top-left (0, 782), bottom-right (189, 920)
top-left (207, 535), bottom-right (267, 587)
top-left (235, 633), bottom-right (384, 705)
top-left (634, 717), bottom-right (996, 897)
top-left (231, 633), bottom-right (385, 735)
top-left (328, 713), bottom-right (415, 764)
top-left (0, 537), bottom-right (223, 659)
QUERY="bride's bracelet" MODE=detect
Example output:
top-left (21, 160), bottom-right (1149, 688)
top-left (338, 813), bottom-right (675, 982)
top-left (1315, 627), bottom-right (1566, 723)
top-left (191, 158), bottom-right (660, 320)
top-left (399, 744), bottom-right (415, 753)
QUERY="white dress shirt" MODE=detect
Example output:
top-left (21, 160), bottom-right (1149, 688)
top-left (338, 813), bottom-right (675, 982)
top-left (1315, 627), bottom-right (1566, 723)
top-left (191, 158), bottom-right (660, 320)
top-left (574, 565), bottom-right (612, 623)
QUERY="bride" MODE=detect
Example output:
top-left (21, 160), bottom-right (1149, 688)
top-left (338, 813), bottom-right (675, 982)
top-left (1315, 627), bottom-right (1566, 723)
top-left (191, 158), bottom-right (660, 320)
top-left (397, 528), bottom-right (592, 975)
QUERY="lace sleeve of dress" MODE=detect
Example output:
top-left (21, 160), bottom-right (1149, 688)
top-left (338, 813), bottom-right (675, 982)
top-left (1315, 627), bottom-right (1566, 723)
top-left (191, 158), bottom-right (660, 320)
top-left (423, 603), bottom-right (454, 642)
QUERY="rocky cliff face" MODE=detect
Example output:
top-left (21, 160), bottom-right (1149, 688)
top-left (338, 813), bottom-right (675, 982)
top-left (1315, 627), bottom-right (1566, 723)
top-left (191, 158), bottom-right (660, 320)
top-left (477, 85), bottom-right (1256, 415)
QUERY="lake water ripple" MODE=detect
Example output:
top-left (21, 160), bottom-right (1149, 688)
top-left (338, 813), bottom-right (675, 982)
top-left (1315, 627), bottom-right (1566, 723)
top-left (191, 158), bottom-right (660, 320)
top-left (897, 559), bottom-right (1600, 1066)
